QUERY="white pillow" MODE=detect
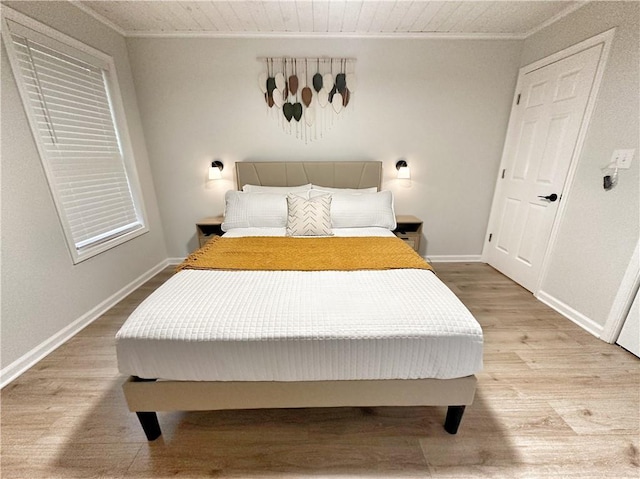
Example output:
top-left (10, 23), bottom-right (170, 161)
top-left (311, 185), bottom-right (377, 193)
top-left (309, 190), bottom-right (396, 230)
top-left (242, 183), bottom-right (312, 193)
top-left (286, 194), bottom-right (333, 236)
top-left (222, 191), bottom-right (289, 231)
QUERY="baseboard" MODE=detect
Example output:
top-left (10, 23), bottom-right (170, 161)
top-left (536, 290), bottom-right (604, 338)
top-left (167, 257), bottom-right (186, 265)
top-left (0, 258), bottom-right (171, 389)
top-left (426, 255), bottom-right (483, 263)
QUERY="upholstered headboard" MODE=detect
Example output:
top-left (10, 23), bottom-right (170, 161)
top-left (235, 161), bottom-right (382, 190)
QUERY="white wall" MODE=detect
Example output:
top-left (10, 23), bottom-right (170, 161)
top-left (522, 1), bottom-right (640, 330)
top-left (0, 2), bottom-right (167, 372)
top-left (126, 37), bottom-right (522, 258)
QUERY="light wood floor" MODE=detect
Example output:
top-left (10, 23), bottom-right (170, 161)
top-left (1, 263), bottom-right (638, 478)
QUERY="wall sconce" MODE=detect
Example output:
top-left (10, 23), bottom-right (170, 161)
top-left (208, 160), bottom-right (224, 180)
top-left (396, 160), bottom-right (411, 179)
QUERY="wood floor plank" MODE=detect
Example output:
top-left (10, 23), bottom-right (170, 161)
top-left (0, 405), bottom-right (67, 445)
top-left (457, 392), bottom-right (576, 437)
top-left (1, 263), bottom-right (638, 478)
top-left (547, 398), bottom-right (640, 435)
top-left (127, 438), bottom-right (430, 477)
top-left (515, 348), bottom-right (639, 370)
top-left (420, 434), bottom-right (639, 478)
top-left (1, 443), bottom-right (139, 479)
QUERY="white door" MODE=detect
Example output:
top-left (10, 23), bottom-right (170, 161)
top-left (617, 287), bottom-right (640, 357)
top-left (486, 44), bottom-right (603, 292)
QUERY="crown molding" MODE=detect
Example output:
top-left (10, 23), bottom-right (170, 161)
top-left (124, 31), bottom-right (526, 40)
top-left (524, 1), bottom-right (591, 38)
top-left (69, 0), bottom-right (126, 36)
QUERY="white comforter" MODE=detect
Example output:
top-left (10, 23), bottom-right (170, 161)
top-left (116, 228), bottom-right (483, 381)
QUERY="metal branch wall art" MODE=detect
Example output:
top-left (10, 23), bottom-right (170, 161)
top-left (259, 57), bottom-right (356, 142)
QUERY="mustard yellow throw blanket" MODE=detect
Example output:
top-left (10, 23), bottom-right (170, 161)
top-left (177, 236), bottom-right (433, 272)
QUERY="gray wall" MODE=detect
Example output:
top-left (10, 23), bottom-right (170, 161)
top-left (522, 1), bottom-right (640, 329)
top-left (126, 36), bottom-right (522, 258)
top-left (1, 2), bottom-right (167, 369)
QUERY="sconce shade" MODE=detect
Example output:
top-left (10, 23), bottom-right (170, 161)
top-left (209, 160), bottom-right (224, 180)
top-left (396, 160), bottom-right (411, 179)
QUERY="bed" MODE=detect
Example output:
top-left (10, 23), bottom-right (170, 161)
top-left (117, 161), bottom-right (483, 441)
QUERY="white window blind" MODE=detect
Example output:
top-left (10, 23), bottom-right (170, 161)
top-left (3, 13), bottom-right (146, 263)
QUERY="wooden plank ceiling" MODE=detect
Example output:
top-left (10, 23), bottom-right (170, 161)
top-left (77, 1), bottom-right (585, 38)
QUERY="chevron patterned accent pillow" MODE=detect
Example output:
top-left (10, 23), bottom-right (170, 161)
top-left (286, 193), bottom-right (333, 236)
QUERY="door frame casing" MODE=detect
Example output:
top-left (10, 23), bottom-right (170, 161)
top-left (482, 28), bottom-right (616, 299)
top-left (601, 240), bottom-right (640, 343)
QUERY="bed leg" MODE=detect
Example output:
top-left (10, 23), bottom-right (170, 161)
top-left (130, 377), bottom-right (162, 441)
top-left (136, 411), bottom-right (162, 441)
top-left (444, 405), bottom-right (466, 434)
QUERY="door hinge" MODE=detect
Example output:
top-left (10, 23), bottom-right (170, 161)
top-left (501, 169), bottom-right (506, 179)
top-left (488, 233), bottom-right (493, 242)
top-left (516, 93), bottom-right (521, 105)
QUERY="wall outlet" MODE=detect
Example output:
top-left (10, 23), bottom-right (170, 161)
top-left (611, 149), bottom-right (635, 169)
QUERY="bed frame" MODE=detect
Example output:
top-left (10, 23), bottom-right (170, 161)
top-left (122, 161), bottom-right (478, 441)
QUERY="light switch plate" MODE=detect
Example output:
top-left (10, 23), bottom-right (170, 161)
top-left (611, 149), bottom-right (635, 169)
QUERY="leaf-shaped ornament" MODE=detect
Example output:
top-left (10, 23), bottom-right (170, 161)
top-left (258, 73), bottom-right (267, 93)
top-left (323, 73), bottom-right (334, 91)
top-left (342, 88), bottom-right (350, 107)
top-left (265, 92), bottom-right (274, 107)
top-left (304, 105), bottom-right (315, 126)
top-left (301, 86), bottom-right (313, 107)
top-left (317, 87), bottom-right (329, 108)
top-left (328, 85), bottom-right (337, 104)
top-left (283, 102), bottom-right (294, 122)
top-left (292, 102), bottom-right (303, 121)
top-left (335, 73), bottom-right (346, 93)
top-left (288, 75), bottom-right (299, 95)
top-left (266, 77), bottom-right (276, 95)
top-left (312, 73), bottom-right (323, 92)
top-left (332, 93), bottom-right (343, 114)
top-left (272, 89), bottom-right (284, 108)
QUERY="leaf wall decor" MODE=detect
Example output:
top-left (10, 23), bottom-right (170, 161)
top-left (258, 57), bottom-right (356, 143)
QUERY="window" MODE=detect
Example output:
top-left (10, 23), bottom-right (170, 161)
top-left (2, 8), bottom-right (147, 263)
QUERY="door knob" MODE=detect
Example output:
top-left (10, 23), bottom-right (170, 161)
top-left (538, 193), bottom-right (558, 202)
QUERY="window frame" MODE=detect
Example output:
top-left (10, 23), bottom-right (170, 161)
top-left (1, 7), bottom-right (149, 264)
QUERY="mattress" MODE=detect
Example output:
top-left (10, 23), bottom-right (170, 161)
top-left (116, 228), bottom-right (483, 382)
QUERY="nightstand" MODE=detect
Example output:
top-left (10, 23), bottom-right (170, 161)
top-left (196, 216), bottom-right (224, 248)
top-left (394, 215), bottom-right (423, 253)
